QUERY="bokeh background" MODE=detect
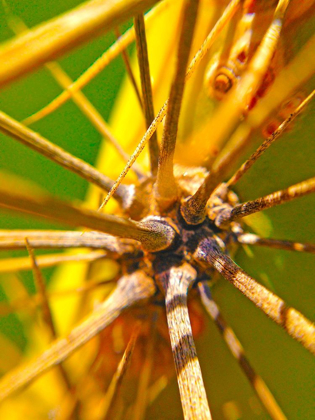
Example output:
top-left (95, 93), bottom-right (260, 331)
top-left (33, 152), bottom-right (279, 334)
top-left (0, 1), bottom-right (314, 419)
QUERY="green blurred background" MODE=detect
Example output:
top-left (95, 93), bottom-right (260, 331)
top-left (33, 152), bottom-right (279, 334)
top-left (0, 1), bottom-right (314, 419)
